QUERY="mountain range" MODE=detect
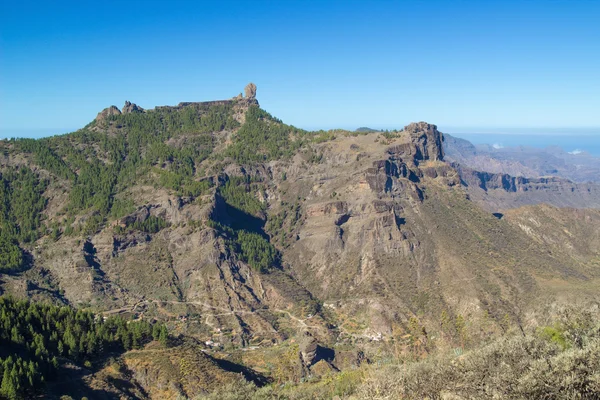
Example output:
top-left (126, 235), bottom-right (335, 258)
top-left (1, 85), bottom-right (599, 399)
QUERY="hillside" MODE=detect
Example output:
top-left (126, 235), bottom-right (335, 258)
top-left (1, 85), bottom-right (599, 398)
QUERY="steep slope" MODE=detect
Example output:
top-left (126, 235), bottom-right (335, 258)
top-left (265, 123), bottom-right (598, 340)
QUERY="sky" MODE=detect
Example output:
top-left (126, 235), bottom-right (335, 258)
top-left (1, 0), bottom-right (599, 137)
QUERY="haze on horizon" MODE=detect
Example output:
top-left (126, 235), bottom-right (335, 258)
top-left (1, 0), bottom-right (599, 137)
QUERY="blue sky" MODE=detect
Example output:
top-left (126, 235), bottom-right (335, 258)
top-left (1, 0), bottom-right (599, 136)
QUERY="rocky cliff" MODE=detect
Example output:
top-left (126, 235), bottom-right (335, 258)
top-left (444, 133), bottom-right (600, 183)
top-left (455, 164), bottom-right (600, 211)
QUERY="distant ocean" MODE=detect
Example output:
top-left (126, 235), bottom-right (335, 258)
top-left (450, 133), bottom-right (600, 157)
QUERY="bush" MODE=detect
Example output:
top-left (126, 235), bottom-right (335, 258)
top-left (356, 308), bottom-right (600, 399)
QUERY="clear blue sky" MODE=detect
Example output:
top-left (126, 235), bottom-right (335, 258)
top-left (1, 0), bottom-right (599, 137)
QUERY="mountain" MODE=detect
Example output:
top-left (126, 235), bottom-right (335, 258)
top-left (1, 85), bottom-right (599, 398)
top-left (355, 127), bottom-right (379, 133)
top-left (445, 133), bottom-right (600, 183)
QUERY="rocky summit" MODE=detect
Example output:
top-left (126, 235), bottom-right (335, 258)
top-left (1, 85), bottom-right (599, 399)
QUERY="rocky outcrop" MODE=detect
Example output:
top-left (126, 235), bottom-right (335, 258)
top-left (395, 122), bottom-right (445, 164)
top-left (122, 100), bottom-right (144, 114)
top-left (95, 105), bottom-right (121, 121)
top-left (245, 82), bottom-right (257, 99)
top-left (365, 122), bottom-right (446, 196)
top-left (298, 332), bottom-right (335, 369)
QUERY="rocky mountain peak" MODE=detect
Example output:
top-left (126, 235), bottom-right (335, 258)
top-left (382, 121), bottom-right (444, 167)
top-left (401, 121), bottom-right (444, 162)
top-left (122, 100), bottom-right (144, 114)
top-left (244, 82), bottom-right (257, 99)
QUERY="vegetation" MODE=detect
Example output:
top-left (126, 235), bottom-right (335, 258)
top-left (114, 215), bottom-right (170, 234)
top-left (108, 102), bottom-right (239, 139)
top-left (13, 139), bottom-right (74, 180)
top-left (0, 167), bottom-right (47, 271)
top-left (265, 201), bottom-right (302, 247)
top-left (2, 95), bottom-right (599, 399)
top-left (0, 297), bottom-right (168, 400)
top-left (236, 230), bottom-right (277, 273)
top-left (208, 221), bottom-right (277, 273)
top-left (0, 235), bottom-right (22, 273)
top-left (212, 176), bottom-right (280, 272)
top-left (356, 311), bottom-right (600, 399)
top-left (2, 102), bottom-right (235, 239)
top-left (194, 307), bottom-right (600, 399)
top-left (219, 176), bottom-right (265, 216)
top-left (225, 106), bottom-right (307, 163)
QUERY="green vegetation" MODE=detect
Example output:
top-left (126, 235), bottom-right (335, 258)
top-left (265, 201), bottom-right (302, 247)
top-left (115, 215), bottom-right (170, 234)
top-left (195, 307), bottom-right (600, 400)
top-left (2, 102), bottom-right (234, 239)
top-left (219, 176), bottom-right (265, 216)
top-left (237, 230), bottom-right (277, 273)
top-left (356, 312), bottom-right (600, 399)
top-left (155, 168), bottom-right (213, 197)
top-left (0, 167), bottom-right (47, 271)
top-left (212, 176), bottom-right (280, 272)
top-left (13, 139), bottom-right (74, 180)
top-left (208, 221), bottom-right (277, 273)
top-left (225, 106), bottom-right (307, 163)
top-left (0, 103), bottom-right (337, 246)
top-left (0, 235), bottom-right (22, 272)
top-left (109, 198), bottom-right (135, 219)
top-left (108, 103), bottom-right (239, 139)
top-left (0, 297), bottom-right (168, 400)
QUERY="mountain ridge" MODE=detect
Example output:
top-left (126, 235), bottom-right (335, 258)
top-left (1, 85), bottom-right (600, 398)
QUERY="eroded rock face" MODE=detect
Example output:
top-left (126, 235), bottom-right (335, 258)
top-left (299, 333), bottom-right (318, 367)
top-left (455, 164), bottom-right (600, 210)
top-left (400, 121), bottom-right (445, 163)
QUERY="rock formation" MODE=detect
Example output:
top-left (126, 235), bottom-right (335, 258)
top-left (244, 82), bottom-right (257, 99)
top-left (403, 122), bottom-right (445, 162)
top-left (122, 100), bottom-right (144, 114)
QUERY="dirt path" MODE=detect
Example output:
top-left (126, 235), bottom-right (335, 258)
top-left (102, 299), bottom-right (320, 329)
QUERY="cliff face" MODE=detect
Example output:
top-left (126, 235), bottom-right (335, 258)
top-left (444, 133), bottom-right (600, 183)
top-left (403, 121), bottom-right (445, 162)
top-left (455, 164), bottom-right (600, 211)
